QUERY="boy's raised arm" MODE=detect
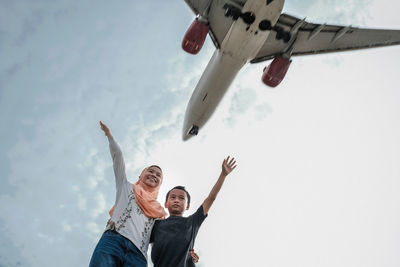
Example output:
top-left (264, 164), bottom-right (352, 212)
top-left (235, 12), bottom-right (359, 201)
top-left (202, 156), bottom-right (237, 215)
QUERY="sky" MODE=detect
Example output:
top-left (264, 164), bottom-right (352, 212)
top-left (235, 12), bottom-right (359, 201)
top-left (0, 0), bottom-right (400, 266)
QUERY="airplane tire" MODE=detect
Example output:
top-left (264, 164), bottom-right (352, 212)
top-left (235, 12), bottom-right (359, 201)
top-left (242, 12), bottom-right (256, 25)
top-left (224, 7), bottom-right (232, 17)
top-left (224, 5), bottom-right (241, 21)
top-left (283, 32), bottom-right (291, 43)
top-left (259, 20), bottom-right (272, 31)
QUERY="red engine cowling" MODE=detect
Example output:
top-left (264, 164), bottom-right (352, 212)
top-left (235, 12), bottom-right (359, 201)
top-left (262, 56), bottom-right (292, 87)
top-left (182, 18), bottom-right (209, 55)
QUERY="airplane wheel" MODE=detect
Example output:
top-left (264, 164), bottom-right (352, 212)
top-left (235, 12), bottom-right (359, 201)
top-left (259, 20), bottom-right (271, 31)
top-left (224, 5), bottom-right (241, 20)
top-left (283, 32), bottom-right (291, 43)
top-left (274, 26), bottom-right (288, 41)
top-left (224, 7), bottom-right (232, 17)
top-left (232, 12), bottom-right (240, 20)
top-left (273, 25), bottom-right (283, 32)
top-left (241, 12), bottom-right (255, 25)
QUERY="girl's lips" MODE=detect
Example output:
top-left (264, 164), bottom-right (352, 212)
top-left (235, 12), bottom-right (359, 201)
top-left (146, 176), bottom-right (158, 183)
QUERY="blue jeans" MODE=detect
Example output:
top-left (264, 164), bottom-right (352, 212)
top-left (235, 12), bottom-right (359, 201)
top-left (89, 230), bottom-right (147, 267)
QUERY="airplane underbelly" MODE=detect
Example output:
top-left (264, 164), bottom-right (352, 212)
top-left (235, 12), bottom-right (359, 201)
top-left (221, 0), bottom-right (285, 61)
top-left (182, 0), bottom-right (285, 140)
top-left (190, 50), bottom-right (243, 121)
top-left (182, 50), bottom-right (244, 138)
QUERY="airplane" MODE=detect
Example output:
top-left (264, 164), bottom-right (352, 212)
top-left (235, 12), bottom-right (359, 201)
top-left (180, 0), bottom-right (400, 141)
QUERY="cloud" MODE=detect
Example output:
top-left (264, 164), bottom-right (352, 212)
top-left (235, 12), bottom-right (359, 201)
top-left (3, 62), bottom-right (24, 77)
top-left (86, 222), bottom-right (102, 236)
top-left (77, 195), bottom-right (87, 211)
top-left (1, 0), bottom-right (400, 266)
top-left (254, 103), bottom-right (273, 120)
top-left (0, 62), bottom-right (25, 92)
top-left (91, 192), bottom-right (107, 219)
top-left (230, 87), bottom-right (257, 114)
top-left (0, 2), bottom-right (209, 265)
top-left (62, 222), bottom-right (72, 232)
top-left (0, 228), bottom-right (28, 266)
top-left (14, 9), bottom-right (44, 46)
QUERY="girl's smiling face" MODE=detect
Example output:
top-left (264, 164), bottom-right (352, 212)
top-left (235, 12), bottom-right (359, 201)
top-left (140, 166), bottom-right (163, 188)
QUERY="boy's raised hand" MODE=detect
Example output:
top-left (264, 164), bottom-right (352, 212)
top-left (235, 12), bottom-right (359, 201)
top-left (222, 156), bottom-right (236, 176)
top-left (99, 121), bottom-right (112, 137)
top-left (202, 156), bottom-right (237, 215)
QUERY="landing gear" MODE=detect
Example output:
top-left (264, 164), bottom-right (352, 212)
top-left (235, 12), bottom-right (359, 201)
top-left (188, 125), bottom-right (199, 136)
top-left (258, 20), bottom-right (291, 43)
top-left (224, 5), bottom-right (241, 20)
top-left (224, 4), bottom-right (256, 25)
top-left (276, 31), bottom-right (291, 43)
top-left (241, 12), bottom-right (255, 25)
top-left (259, 20), bottom-right (272, 31)
top-left (273, 26), bottom-right (291, 43)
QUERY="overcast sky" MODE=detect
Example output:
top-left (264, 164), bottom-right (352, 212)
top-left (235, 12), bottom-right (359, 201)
top-left (1, 0), bottom-right (400, 266)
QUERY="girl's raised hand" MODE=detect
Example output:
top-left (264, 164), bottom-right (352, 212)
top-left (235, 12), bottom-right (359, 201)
top-left (99, 121), bottom-right (112, 137)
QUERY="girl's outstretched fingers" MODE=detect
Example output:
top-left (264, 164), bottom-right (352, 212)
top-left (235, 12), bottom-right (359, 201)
top-left (99, 121), bottom-right (111, 137)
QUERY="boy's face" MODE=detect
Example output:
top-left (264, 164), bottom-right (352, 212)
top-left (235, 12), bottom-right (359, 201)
top-left (140, 166), bottom-right (163, 188)
top-left (165, 189), bottom-right (189, 216)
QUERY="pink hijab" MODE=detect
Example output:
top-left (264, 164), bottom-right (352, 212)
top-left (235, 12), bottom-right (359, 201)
top-left (109, 167), bottom-right (166, 219)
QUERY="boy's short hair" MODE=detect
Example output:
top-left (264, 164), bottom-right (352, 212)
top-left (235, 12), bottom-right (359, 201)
top-left (166, 186), bottom-right (191, 205)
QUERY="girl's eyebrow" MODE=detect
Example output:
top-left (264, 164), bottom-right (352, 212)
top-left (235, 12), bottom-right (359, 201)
top-left (149, 167), bottom-right (162, 174)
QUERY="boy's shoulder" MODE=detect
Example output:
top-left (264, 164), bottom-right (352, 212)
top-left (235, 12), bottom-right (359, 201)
top-left (156, 205), bottom-right (207, 226)
top-left (186, 205), bottom-right (208, 225)
top-left (177, 205), bottom-right (207, 221)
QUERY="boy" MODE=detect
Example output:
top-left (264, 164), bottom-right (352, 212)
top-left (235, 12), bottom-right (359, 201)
top-left (150, 156), bottom-right (237, 267)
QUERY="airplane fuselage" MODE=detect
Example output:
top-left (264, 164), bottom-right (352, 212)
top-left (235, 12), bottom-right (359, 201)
top-left (182, 0), bottom-right (285, 140)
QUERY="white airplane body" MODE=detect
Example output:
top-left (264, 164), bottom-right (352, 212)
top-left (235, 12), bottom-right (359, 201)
top-left (181, 0), bottom-right (400, 140)
top-left (183, 0), bottom-right (284, 139)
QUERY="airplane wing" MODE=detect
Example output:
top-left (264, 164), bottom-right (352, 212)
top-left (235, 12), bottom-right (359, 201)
top-left (251, 13), bottom-right (400, 63)
top-left (184, 0), bottom-right (244, 49)
top-left (184, 0), bottom-right (213, 16)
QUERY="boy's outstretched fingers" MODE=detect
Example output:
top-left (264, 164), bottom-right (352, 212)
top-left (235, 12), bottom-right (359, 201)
top-left (222, 156), bottom-right (237, 175)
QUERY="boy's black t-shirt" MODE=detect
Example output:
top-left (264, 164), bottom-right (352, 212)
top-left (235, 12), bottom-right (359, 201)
top-left (150, 205), bottom-right (207, 267)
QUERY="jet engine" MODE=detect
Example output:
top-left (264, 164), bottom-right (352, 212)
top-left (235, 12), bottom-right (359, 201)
top-left (182, 18), bottom-right (209, 55)
top-left (262, 56), bottom-right (292, 87)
